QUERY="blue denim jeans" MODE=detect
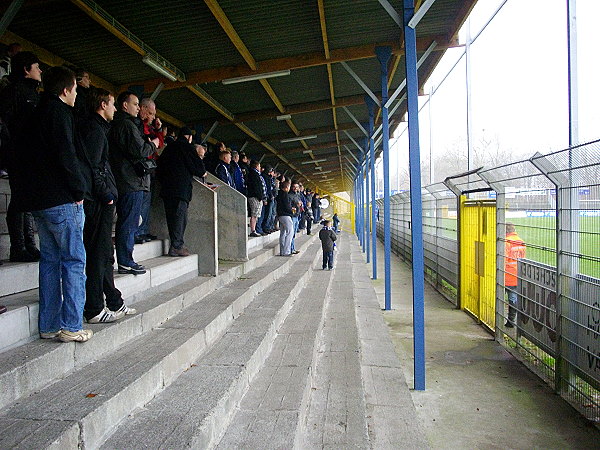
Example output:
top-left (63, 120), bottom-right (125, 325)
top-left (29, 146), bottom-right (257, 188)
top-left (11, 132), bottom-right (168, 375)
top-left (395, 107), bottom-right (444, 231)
top-left (137, 189), bottom-right (152, 237)
top-left (115, 190), bottom-right (144, 267)
top-left (322, 251), bottom-right (334, 269)
top-left (32, 203), bottom-right (86, 333)
top-left (255, 203), bottom-right (267, 234)
top-left (291, 216), bottom-right (299, 252)
top-left (266, 200), bottom-right (277, 230)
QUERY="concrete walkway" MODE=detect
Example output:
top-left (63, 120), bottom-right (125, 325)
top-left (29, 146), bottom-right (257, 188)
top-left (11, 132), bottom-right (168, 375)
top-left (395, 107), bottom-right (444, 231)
top-left (367, 240), bottom-right (600, 449)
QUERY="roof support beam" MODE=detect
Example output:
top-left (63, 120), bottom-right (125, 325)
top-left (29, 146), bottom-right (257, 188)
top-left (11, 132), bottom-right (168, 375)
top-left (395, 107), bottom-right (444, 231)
top-left (121, 34), bottom-right (453, 92)
top-left (340, 61), bottom-right (381, 107)
top-left (409, 0), bottom-right (437, 28)
top-left (344, 145), bottom-right (360, 164)
top-left (377, 0), bottom-right (402, 27)
top-left (385, 41), bottom-right (437, 108)
top-left (69, 0), bottom-right (185, 81)
top-left (232, 93), bottom-right (374, 124)
top-left (201, 121), bottom-right (219, 144)
top-left (317, 0), bottom-right (345, 192)
top-left (343, 132), bottom-right (363, 156)
top-left (204, 0), bottom-right (310, 151)
top-left (342, 106), bottom-right (368, 136)
top-left (0, 0), bottom-right (24, 36)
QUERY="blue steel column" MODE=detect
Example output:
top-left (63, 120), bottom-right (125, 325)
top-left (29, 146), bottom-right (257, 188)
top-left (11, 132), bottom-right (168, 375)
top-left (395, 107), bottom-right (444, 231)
top-left (358, 168), bottom-right (363, 248)
top-left (354, 179), bottom-right (359, 238)
top-left (364, 137), bottom-right (370, 263)
top-left (404, 0), bottom-right (426, 391)
top-left (361, 165), bottom-right (366, 251)
top-left (366, 97), bottom-right (377, 279)
top-left (376, 46), bottom-right (392, 311)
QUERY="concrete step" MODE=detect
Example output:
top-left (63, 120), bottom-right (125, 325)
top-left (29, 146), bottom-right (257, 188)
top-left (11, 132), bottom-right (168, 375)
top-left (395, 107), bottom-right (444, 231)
top-left (100, 239), bottom-right (321, 449)
top-left (216, 264), bottom-right (335, 449)
top-left (0, 242), bottom-right (177, 352)
top-left (0, 233), bottom-right (316, 446)
top-left (0, 234), bottom-right (318, 449)
top-left (246, 229), bottom-right (279, 253)
top-left (0, 252), bottom-right (200, 408)
top-left (0, 236), bottom-right (163, 295)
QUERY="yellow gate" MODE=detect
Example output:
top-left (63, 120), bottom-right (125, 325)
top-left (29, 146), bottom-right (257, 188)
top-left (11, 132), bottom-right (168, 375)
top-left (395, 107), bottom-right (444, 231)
top-left (460, 197), bottom-right (497, 330)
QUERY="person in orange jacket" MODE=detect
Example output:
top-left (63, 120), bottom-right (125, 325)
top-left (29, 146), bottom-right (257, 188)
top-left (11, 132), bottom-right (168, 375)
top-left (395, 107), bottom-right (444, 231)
top-left (505, 223), bottom-right (526, 327)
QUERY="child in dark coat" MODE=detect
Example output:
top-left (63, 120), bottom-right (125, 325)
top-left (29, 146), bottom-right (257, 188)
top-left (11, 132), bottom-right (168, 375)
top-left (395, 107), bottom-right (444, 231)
top-left (318, 220), bottom-right (337, 270)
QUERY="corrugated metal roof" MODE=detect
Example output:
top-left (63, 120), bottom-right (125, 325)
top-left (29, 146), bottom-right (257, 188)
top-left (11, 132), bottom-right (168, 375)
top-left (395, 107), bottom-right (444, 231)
top-left (4, 0), bottom-right (478, 190)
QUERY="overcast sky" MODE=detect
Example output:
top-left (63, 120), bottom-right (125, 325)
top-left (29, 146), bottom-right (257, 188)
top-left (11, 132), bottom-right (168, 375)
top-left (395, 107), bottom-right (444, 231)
top-left (383, 0), bottom-right (599, 187)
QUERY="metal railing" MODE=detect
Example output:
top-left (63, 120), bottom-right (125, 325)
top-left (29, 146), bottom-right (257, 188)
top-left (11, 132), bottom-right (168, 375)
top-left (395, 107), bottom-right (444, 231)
top-left (376, 140), bottom-right (600, 421)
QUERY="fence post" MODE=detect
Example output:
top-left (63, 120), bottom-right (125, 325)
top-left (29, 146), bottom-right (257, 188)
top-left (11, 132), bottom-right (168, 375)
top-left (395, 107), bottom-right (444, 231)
top-left (530, 153), bottom-right (571, 395)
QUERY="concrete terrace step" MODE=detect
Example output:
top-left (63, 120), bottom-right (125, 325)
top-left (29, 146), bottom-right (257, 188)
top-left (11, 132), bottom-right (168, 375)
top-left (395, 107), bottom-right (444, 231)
top-left (0, 239), bottom-right (164, 298)
top-left (101, 239), bottom-right (321, 449)
top-left (216, 262), bottom-right (335, 449)
top-left (0, 233), bottom-right (294, 410)
top-left (0, 234), bottom-right (317, 449)
top-left (0, 230), bottom-right (280, 353)
top-left (246, 229), bottom-right (279, 253)
top-left (0, 243), bottom-right (189, 353)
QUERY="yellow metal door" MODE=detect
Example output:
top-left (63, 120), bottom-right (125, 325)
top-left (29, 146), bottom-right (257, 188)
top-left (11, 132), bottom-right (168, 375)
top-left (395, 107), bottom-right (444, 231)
top-left (460, 197), bottom-right (497, 330)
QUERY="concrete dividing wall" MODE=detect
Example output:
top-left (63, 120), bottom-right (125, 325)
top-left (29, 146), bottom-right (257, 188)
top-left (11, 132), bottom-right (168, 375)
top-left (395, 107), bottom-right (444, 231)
top-left (150, 178), bottom-right (218, 276)
top-left (205, 173), bottom-right (248, 262)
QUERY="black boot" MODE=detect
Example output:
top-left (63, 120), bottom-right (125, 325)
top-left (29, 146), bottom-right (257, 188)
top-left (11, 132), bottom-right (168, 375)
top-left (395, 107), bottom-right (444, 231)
top-left (23, 212), bottom-right (40, 260)
top-left (7, 206), bottom-right (35, 262)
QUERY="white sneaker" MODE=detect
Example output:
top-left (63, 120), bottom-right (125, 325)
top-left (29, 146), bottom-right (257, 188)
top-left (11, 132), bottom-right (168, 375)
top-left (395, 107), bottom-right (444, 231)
top-left (114, 304), bottom-right (137, 315)
top-left (86, 307), bottom-right (125, 324)
top-left (58, 329), bottom-right (93, 342)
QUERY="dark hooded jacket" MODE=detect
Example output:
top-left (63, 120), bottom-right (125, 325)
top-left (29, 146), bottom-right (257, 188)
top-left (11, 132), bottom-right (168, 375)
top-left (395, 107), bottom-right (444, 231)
top-left (108, 109), bottom-right (156, 194)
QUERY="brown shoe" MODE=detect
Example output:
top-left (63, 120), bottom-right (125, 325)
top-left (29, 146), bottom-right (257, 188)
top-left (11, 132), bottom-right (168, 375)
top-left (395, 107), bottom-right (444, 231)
top-left (168, 246), bottom-right (191, 257)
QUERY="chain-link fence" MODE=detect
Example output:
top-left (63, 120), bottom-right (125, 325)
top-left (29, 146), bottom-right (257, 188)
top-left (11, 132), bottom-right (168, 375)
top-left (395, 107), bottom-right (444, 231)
top-left (375, 140), bottom-right (600, 421)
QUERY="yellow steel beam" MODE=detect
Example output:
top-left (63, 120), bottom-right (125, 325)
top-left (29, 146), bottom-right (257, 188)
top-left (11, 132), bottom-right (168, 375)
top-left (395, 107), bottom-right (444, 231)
top-left (203, 0), bottom-right (257, 70)
top-left (318, 0), bottom-right (345, 191)
top-left (204, 0), bottom-right (312, 157)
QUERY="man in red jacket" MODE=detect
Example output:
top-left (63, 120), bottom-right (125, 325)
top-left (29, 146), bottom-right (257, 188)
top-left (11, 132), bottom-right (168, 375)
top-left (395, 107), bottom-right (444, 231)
top-left (505, 223), bottom-right (526, 328)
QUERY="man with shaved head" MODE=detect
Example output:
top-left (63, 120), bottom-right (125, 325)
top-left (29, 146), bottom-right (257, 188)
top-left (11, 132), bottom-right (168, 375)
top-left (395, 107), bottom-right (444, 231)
top-left (109, 92), bottom-right (160, 275)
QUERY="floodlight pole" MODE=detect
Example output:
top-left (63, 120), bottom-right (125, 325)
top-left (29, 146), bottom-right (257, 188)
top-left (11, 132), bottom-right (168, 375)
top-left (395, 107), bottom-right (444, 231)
top-left (404, 0), bottom-right (426, 391)
top-left (375, 46), bottom-right (392, 311)
top-left (366, 96), bottom-right (377, 279)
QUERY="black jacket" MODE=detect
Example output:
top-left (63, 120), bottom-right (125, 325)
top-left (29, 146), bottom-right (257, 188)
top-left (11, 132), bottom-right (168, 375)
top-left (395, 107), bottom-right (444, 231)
top-left (311, 195), bottom-right (320, 209)
top-left (319, 228), bottom-right (337, 252)
top-left (0, 77), bottom-right (39, 139)
top-left (108, 110), bottom-right (156, 194)
top-left (78, 113), bottom-right (118, 203)
top-left (157, 137), bottom-right (206, 202)
top-left (12, 93), bottom-right (86, 211)
top-left (247, 167), bottom-right (266, 200)
top-left (276, 190), bottom-right (293, 217)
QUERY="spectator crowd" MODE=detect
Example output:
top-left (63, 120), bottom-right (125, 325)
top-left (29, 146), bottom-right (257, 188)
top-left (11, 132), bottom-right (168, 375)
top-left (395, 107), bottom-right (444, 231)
top-left (0, 46), bottom-right (330, 341)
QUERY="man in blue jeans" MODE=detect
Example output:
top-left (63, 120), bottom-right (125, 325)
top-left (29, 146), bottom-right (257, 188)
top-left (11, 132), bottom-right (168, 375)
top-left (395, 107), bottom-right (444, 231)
top-left (108, 91), bottom-right (160, 275)
top-left (12, 66), bottom-right (92, 342)
top-left (288, 182), bottom-right (303, 254)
